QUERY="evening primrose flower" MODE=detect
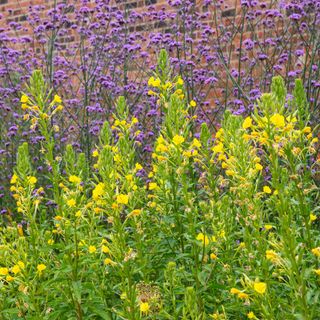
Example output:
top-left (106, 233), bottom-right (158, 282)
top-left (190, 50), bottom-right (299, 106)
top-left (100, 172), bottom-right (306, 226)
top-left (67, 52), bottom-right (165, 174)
top-left (156, 144), bottom-right (168, 153)
top-left (302, 126), bottom-right (311, 134)
top-left (247, 312), bottom-right (256, 319)
top-left (21, 94), bottom-right (29, 103)
top-left (177, 77), bottom-right (184, 85)
top-left (212, 142), bottom-right (224, 153)
top-left (190, 100), bottom-right (197, 107)
top-left (55, 105), bottom-right (64, 112)
top-left (102, 245), bottom-right (110, 254)
top-left (225, 170), bottom-right (235, 176)
top-left (140, 302), bottom-right (150, 314)
top-left (92, 183), bottom-right (105, 200)
top-left (255, 163), bottom-right (263, 171)
top-left (37, 264), bottom-right (46, 273)
top-left (10, 174), bottom-right (18, 184)
top-left (266, 250), bottom-right (279, 263)
top-left (27, 176), bottom-right (37, 185)
top-left (116, 194), bottom-right (129, 205)
top-left (148, 76), bottom-right (161, 88)
top-left (11, 265), bottom-right (21, 275)
top-left (69, 175), bottom-right (81, 184)
top-left (192, 138), bottom-right (201, 148)
top-left (254, 282), bottom-right (267, 294)
top-left (67, 199), bottom-right (76, 207)
top-left (210, 253), bottom-right (217, 260)
top-left (311, 247), bottom-right (320, 257)
top-left (92, 150), bottom-right (99, 157)
top-left (148, 182), bottom-right (158, 191)
top-left (88, 246), bottom-right (97, 254)
top-left (270, 114), bottom-right (285, 128)
top-left (129, 209), bottom-right (142, 217)
top-left (6, 275), bottom-right (14, 282)
top-left (172, 135), bottom-right (185, 145)
top-left (53, 94), bottom-right (62, 104)
top-left (0, 267), bottom-right (9, 276)
top-left (196, 233), bottom-right (210, 246)
top-left (310, 213), bottom-right (317, 222)
top-left (242, 116), bottom-right (253, 129)
top-left (230, 288), bottom-right (240, 294)
top-left (238, 292), bottom-right (249, 299)
top-left (104, 258), bottom-right (116, 266)
top-left (263, 186), bottom-right (272, 194)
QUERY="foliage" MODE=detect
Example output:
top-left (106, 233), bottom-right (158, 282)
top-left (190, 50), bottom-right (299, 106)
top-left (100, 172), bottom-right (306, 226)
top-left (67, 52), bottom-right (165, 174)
top-left (0, 0), bottom-right (320, 208)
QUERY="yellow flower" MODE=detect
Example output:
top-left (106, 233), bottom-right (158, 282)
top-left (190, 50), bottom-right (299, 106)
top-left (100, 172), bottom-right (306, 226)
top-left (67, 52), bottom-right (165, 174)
top-left (48, 239), bottom-right (54, 245)
top-left (311, 247), bottom-right (320, 257)
top-left (56, 105), bottom-right (64, 112)
top-left (263, 186), bottom-right (272, 194)
top-left (67, 199), bottom-right (76, 207)
top-left (102, 245), bottom-right (110, 254)
top-left (270, 114), bottom-right (285, 128)
top-left (37, 264), bottom-right (46, 273)
top-left (177, 77), bottom-right (184, 85)
top-left (247, 311), bottom-right (255, 319)
top-left (135, 163), bottom-right (143, 171)
top-left (255, 163), bottom-right (263, 171)
top-left (212, 143), bottom-right (224, 153)
top-left (226, 170), bottom-right (235, 176)
top-left (148, 182), bottom-right (158, 191)
top-left (27, 176), bottom-right (37, 185)
top-left (172, 135), bottom-right (185, 145)
top-left (302, 126), bottom-right (311, 134)
top-left (6, 275), bottom-right (14, 282)
top-left (53, 94), bottom-right (62, 104)
top-left (0, 267), bottom-right (9, 276)
top-left (129, 209), bottom-right (142, 217)
top-left (92, 182), bottom-right (105, 201)
top-left (190, 100), bottom-right (197, 107)
top-left (242, 116), bottom-right (253, 129)
top-left (196, 233), bottom-right (210, 246)
top-left (192, 138), bottom-right (201, 149)
top-left (88, 245), bottom-right (97, 254)
top-left (116, 194), bottom-right (129, 205)
top-left (238, 292), bottom-right (249, 299)
top-left (92, 150), bottom-right (99, 157)
top-left (266, 250), bottom-right (279, 263)
top-left (313, 269), bottom-right (320, 276)
top-left (10, 174), bottom-right (18, 184)
top-left (254, 282), bottom-right (267, 294)
top-left (148, 90), bottom-right (157, 96)
top-left (156, 143), bottom-right (168, 153)
top-left (140, 302), bottom-right (150, 314)
top-left (310, 213), bottom-right (317, 222)
top-left (230, 288), bottom-right (240, 294)
top-left (17, 261), bottom-right (25, 269)
top-left (148, 77), bottom-right (161, 88)
top-left (210, 253), bottom-right (217, 260)
top-left (69, 175), bottom-right (81, 184)
top-left (20, 94), bottom-right (29, 103)
top-left (11, 265), bottom-right (21, 275)
top-left (104, 258), bottom-right (116, 266)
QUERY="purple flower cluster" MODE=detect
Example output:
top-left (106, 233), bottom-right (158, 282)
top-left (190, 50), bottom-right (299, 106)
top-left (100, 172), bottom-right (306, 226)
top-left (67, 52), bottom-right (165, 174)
top-left (0, 0), bottom-right (319, 209)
